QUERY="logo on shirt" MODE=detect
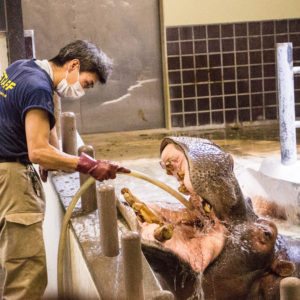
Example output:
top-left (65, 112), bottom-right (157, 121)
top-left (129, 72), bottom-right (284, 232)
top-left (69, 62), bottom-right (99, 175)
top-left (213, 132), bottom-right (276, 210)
top-left (0, 71), bottom-right (16, 98)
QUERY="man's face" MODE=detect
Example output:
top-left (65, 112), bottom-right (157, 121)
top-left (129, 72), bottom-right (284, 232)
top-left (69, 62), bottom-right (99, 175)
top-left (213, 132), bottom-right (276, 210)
top-left (64, 61), bottom-right (98, 89)
top-left (79, 72), bottom-right (98, 89)
top-left (67, 70), bottom-right (98, 89)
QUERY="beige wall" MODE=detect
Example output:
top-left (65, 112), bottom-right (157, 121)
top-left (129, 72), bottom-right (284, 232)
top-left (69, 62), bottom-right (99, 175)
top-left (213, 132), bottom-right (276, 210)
top-left (162, 0), bottom-right (300, 26)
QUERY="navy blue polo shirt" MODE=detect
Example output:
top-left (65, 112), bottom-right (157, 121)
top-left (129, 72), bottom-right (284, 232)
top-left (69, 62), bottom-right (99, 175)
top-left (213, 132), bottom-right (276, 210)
top-left (0, 59), bottom-right (55, 160)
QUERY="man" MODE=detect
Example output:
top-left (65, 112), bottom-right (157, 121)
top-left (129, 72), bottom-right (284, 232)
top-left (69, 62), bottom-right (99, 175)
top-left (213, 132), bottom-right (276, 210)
top-left (0, 40), bottom-right (129, 299)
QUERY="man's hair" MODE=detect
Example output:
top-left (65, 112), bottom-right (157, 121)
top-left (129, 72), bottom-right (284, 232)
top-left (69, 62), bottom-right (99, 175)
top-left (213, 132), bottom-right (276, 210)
top-left (50, 40), bottom-right (113, 84)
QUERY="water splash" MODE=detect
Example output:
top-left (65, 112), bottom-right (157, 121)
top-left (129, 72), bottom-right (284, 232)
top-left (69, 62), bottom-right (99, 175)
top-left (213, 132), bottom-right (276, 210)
top-left (187, 272), bottom-right (205, 300)
top-left (178, 265), bottom-right (190, 289)
top-left (228, 223), bottom-right (251, 254)
top-left (173, 264), bottom-right (178, 291)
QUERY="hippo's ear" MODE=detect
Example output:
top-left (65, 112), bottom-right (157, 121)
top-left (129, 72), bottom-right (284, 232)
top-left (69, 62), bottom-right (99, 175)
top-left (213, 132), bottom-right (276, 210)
top-left (271, 259), bottom-right (296, 277)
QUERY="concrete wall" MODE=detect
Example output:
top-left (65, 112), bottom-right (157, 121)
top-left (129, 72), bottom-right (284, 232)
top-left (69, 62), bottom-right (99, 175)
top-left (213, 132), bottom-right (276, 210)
top-left (41, 175), bottom-right (100, 299)
top-left (41, 176), bottom-right (63, 299)
top-left (21, 0), bottom-right (164, 134)
top-left (41, 132), bottom-right (99, 299)
top-left (162, 0), bottom-right (300, 26)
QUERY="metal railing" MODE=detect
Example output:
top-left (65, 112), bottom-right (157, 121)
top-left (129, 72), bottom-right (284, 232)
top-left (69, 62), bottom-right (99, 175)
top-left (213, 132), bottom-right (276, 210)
top-left (276, 43), bottom-right (299, 165)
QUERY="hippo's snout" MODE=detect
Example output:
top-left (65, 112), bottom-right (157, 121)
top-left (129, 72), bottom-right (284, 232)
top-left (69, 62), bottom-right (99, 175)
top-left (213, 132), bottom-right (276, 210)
top-left (160, 136), bottom-right (255, 222)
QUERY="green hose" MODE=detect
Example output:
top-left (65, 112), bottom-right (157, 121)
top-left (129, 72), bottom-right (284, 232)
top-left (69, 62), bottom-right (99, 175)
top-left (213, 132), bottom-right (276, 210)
top-left (57, 170), bottom-right (191, 298)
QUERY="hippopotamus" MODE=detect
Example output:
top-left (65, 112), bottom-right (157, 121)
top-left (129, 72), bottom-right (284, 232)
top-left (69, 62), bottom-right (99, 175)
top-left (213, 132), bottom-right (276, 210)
top-left (119, 136), bottom-right (299, 299)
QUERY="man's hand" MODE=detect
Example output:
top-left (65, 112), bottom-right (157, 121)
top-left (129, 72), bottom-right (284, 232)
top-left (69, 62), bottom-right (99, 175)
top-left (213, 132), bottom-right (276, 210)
top-left (76, 153), bottom-right (130, 181)
top-left (39, 166), bottom-right (48, 182)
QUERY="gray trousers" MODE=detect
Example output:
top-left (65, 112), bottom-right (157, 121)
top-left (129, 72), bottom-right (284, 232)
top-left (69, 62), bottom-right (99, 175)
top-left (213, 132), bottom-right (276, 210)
top-left (0, 162), bottom-right (47, 299)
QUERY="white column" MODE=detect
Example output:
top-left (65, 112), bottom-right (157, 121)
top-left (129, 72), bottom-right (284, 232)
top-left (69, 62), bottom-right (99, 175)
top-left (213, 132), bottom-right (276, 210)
top-left (277, 43), bottom-right (297, 165)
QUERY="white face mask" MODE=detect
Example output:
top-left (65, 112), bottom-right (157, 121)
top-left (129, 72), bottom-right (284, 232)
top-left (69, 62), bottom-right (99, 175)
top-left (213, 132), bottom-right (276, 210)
top-left (56, 67), bottom-right (85, 99)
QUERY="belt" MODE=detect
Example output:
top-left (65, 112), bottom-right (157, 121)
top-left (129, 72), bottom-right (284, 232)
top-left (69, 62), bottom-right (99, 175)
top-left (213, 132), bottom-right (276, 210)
top-left (0, 157), bottom-right (32, 165)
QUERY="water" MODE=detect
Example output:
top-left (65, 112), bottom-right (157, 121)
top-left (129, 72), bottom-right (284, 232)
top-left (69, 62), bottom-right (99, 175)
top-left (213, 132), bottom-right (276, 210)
top-left (187, 273), bottom-right (205, 300)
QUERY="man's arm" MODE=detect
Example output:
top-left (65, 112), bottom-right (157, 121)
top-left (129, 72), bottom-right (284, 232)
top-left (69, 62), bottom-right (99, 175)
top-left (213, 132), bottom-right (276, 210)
top-left (25, 109), bottom-right (130, 179)
top-left (25, 109), bottom-right (78, 172)
top-left (38, 125), bottom-right (60, 182)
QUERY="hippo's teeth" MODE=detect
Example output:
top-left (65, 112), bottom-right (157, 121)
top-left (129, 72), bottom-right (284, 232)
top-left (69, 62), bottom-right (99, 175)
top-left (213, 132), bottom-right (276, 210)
top-left (154, 224), bottom-right (174, 242)
top-left (178, 182), bottom-right (190, 195)
top-left (203, 200), bottom-right (212, 214)
top-left (177, 171), bottom-right (185, 181)
top-left (165, 160), bottom-right (174, 175)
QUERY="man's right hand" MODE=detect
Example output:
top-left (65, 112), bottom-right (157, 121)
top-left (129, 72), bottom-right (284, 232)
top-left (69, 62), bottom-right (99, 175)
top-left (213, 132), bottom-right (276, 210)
top-left (39, 166), bottom-right (48, 183)
top-left (76, 153), bottom-right (130, 181)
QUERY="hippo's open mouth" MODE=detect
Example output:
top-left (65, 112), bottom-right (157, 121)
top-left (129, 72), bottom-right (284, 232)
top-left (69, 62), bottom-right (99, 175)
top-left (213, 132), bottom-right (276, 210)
top-left (119, 136), bottom-right (243, 273)
top-left (121, 186), bottom-right (227, 273)
top-left (119, 136), bottom-right (298, 299)
top-left (119, 137), bottom-right (277, 274)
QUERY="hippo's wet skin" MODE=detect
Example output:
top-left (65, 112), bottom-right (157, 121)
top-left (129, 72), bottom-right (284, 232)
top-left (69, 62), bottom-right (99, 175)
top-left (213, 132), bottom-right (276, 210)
top-left (120, 136), bottom-right (299, 299)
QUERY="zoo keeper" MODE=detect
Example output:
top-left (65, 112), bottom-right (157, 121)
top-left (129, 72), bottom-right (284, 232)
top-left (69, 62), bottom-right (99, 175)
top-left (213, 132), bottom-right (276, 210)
top-left (0, 40), bottom-right (129, 299)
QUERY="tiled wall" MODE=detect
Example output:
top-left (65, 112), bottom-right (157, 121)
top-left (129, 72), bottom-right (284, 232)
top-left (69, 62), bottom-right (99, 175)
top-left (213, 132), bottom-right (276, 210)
top-left (166, 19), bottom-right (300, 127)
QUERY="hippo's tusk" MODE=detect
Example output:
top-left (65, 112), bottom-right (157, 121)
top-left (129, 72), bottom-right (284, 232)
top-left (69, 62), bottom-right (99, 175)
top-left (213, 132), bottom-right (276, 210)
top-left (123, 170), bottom-right (194, 210)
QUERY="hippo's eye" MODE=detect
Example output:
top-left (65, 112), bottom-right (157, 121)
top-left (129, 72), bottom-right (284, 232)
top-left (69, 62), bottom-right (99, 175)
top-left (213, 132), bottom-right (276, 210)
top-left (263, 229), bottom-right (272, 240)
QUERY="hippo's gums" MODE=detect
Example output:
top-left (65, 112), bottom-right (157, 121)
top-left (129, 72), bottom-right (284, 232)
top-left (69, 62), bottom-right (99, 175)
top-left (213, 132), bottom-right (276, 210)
top-left (120, 136), bottom-right (299, 299)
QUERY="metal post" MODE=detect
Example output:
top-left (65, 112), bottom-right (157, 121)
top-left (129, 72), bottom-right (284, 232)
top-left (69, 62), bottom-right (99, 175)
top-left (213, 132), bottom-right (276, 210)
top-left (280, 277), bottom-right (300, 300)
top-left (121, 232), bottom-right (144, 300)
top-left (5, 0), bottom-right (26, 62)
top-left (78, 145), bottom-right (97, 213)
top-left (293, 66), bottom-right (300, 74)
top-left (277, 43), bottom-right (297, 165)
top-left (97, 185), bottom-right (119, 257)
top-left (61, 112), bottom-right (77, 155)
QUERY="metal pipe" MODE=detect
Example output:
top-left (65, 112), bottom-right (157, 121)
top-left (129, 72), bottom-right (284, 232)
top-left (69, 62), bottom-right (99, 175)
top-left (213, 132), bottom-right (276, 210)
top-left (280, 277), bottom-right (300, 300)
top-left (293, 66), bottom-right (300, 74)
top-left (78, 145), bottom-right (97, 213)
top-left (61, 112), bottom-right (77, 155)
top-left (121, 232), bottom-right (144, 300)
top-left (97, 185), bottom-right (119, 257)
top-left (277, 43), bottom-right (297, 165)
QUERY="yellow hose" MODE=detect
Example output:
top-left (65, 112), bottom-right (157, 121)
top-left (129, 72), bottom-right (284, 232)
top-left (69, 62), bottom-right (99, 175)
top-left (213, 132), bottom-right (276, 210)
top-left (126, 170), bottom-right (192, 209)
top-left (57, 170), bottom-right (192, 298)
top-left (57, 176), bottom-right (95, 298)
